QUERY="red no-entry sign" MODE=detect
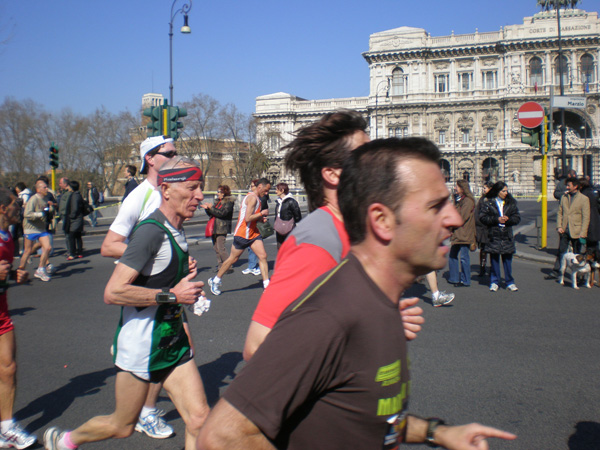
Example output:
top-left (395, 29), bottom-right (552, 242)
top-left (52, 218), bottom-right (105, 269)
top-left (517, 102), bottom-right (545, 128)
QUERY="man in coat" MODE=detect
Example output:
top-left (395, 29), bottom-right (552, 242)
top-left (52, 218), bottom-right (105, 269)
top-left (551, 177), bottom-right (590, 277)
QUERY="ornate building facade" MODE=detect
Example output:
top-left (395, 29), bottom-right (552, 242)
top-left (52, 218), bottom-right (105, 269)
top-left (255, 8), bottom-right (600, 195)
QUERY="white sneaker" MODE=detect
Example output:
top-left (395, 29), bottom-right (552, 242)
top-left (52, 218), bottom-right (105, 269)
top-left (135, 411), bottom-right (174, 439)
top-left (34, 268), bottom-right (50, 282)
top-left (0, 422), bottom-right (36, 449)
top-left (432, 291), bottom-right (454, 307)
top-left (251, 268), bottom-right (261, 276)
top-left (489, 283), bottom-right (499, 292)
top-left (242, 268), bottom-right (253, 275)
top-left (208, 277), bottom-right (222, 296)
top-left (46, 263), bottom-right (54, 274)
top-left (507, 284), bottom-right (518, 292)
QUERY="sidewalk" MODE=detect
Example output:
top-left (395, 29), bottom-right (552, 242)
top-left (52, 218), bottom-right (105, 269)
top-left (513, 221), bottom-right (557, 265)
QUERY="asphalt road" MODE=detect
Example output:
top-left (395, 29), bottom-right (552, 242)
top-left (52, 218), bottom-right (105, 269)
top-left (9, 216), bottom-right (600, 450)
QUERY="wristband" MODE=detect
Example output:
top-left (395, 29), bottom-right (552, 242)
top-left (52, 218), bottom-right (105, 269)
top-left (426, 418), bottom-right (445, 448)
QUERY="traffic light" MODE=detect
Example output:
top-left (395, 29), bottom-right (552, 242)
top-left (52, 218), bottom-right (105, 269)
top-left (49, 143), bottom-right (59, 169)
top-left (165, 105), bottom-right (187, 140)
top-left (143, 106), bottom-right (163, 137)
top-left (521, 126), bottom-right (541, 149)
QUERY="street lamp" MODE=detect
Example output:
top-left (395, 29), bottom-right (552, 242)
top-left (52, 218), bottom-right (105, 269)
top-left (374, 78), bottom-right (390, 139)
top-left (169, 0), bottom-right (193, 106)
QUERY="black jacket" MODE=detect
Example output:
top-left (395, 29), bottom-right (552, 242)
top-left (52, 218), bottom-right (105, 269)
top-left (479, 194), bottom-right (521, 254)
top-left (580, 186), bottom-right (600, 242)
top-left (275, 196), bottom-right (302, 223)
top-left (205, 196), bottom-right (234, 235)
top-left (65, 191), bottom-right (85, 233)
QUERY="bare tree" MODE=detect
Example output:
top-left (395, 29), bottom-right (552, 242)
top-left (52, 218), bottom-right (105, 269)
top-left (0, 97), bottom-right (48, 179)
top-left (84, 108), bottom-right (140, 195)
top-left (180, 93), bottom-right (223, 176)
top-left (220, 104), bottom-right (270, 188)
top-left (537, 0), bottom-right (580, 10)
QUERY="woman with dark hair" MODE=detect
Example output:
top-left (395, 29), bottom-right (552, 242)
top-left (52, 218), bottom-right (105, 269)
top-left (201, 184), bottom-right (234, 273)
top-left (475, 181), bottom-right (494, 276)
top-left (66, 180), bottom-right (86, 259)
top-left (274, 182), bottom-right (302, 249)
top-left (448, 179), bottom-right (476, 287)
top-left (479, 181), bottom-right (521, 292)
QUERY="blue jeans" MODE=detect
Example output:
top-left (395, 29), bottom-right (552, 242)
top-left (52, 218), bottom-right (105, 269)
top-left (448, 244), bottom-right (471, 286)
top-left (89, 206), bottom-right (98, 227)
top-left (247, 248), bottom-right (258, 270)
top-left (490, 253), bottom-right (514, 286)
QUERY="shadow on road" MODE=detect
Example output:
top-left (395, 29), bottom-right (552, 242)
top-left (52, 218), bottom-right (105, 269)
top-left (16, 367), bottom-right (115, 432)
top-left (568, 421), bottom-right (600, 450)
top-left (199, 351), bottom-right (243, 407)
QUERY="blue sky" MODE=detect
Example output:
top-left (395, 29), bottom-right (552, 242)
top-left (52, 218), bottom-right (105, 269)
top-left (1, 0), bottom-right (598, 117)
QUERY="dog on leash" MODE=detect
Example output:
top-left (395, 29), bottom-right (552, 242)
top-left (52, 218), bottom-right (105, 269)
top-left (558, 252), bottom-right (594, 289)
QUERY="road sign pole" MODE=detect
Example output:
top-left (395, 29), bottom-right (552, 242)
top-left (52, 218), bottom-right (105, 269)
top-left (541, 114), bottom-right (548, 249)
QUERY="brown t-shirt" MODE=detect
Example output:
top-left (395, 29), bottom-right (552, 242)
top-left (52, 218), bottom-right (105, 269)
top-left (224, 253), bottom-right (410, 449)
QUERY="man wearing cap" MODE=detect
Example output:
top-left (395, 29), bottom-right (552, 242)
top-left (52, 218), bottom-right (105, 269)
top-left (100, 135), bottom-right (180, 439)
top-left (44, 157), bottom-right (210, 450)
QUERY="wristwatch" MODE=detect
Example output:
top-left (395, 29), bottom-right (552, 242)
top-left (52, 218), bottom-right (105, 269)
top-left (425, 418), bottom-right (445, 448)
top-left (155, 288), bottom-right (177, 304)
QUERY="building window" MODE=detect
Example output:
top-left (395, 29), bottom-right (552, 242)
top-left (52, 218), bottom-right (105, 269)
top-left (581, 54), bottom-right (595, 84)
top-left (554, 55), bottom-right (570, 86)
top-left (269, 134), bottom-right (280, 151)
top-left (462, 129), bottom-right (470, 143)
top-left (435, 74), bottom-right (449, 93)
top-left (389, 127), bottom-right (408, 138)
top-left (486, 128), bottom-right (494, 143)
top-left (439, 159), bottom-right (451, 182)
top-left (439, 130), bottom-right (446, 144)
top-left (482, 70), bottom-right (497, 90)
top-left (458, 72), bottom-right (472, 91)
top-left (391, 68), bottom-right (407, 95)
top-left (529, 56), bottom-right (543, 87)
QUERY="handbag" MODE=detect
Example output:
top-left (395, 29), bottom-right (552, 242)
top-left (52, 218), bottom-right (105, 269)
top-left (257, 220), bottom-right (274, 239)
top-left (205, 217), bottom-right (215, 238)
top-left (274, 216), bottom-right (294, 235)
top-left (83, 201), bottom-right (94, 217)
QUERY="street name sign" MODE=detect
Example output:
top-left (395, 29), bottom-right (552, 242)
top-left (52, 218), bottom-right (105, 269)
top-left (552, 96), bottom-right (586, 109)
top-left (517, 102), bottom-right (545, 129)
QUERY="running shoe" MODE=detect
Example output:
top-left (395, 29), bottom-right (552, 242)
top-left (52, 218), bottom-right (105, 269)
top-left (251, 268), bottom-right (261, 276)
top-left (208, 277), bottom-right (222, 296)
top-left (507, 284), bottom-right (518, 292)
top-left (432, 291), bottom-right (454, 307)
top-left (489, 283), bottom-right (499, 292)
top-left (242, 268), bottom-right (254, 275)
top-left (34, 268), bottom-right (50, 282)
top-left (43, 426), bottom-right (62, 450)
top-left (0, 422), bottom-right (36, 449)
top-left (135, 411), bottom-right (174, 439)
top-left (46, 264), bottom-right (54, 274)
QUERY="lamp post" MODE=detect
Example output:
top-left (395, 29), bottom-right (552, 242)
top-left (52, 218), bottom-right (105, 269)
top-left (374, 78), bottom-right (390, 139)
top-left (169, 0), bottom-right (192, 106)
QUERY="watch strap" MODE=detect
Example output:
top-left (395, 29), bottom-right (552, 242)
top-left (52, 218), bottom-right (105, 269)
top-left (426, 418), bottom-right (445, 448)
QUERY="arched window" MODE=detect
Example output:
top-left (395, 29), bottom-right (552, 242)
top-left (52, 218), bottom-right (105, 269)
top-left (529, 56), bottom-right (543, 86)
top-left (439, 159), bottom-right (451, 183)
top-left (581, 54), bottom-right (595, 84)
top-left (554, 55), bottom-right (570, 86)
top-left (391, 68), bottom-right (407, 95)
top-left (482, 158), bottom-right (499, 183)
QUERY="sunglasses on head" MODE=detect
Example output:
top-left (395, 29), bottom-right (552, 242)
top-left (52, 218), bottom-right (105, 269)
top-left (155, 150), bottom-right (178, 158)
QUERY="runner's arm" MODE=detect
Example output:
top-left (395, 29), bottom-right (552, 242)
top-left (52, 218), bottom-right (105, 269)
top-left (198, 399), bottom-right (274, 450)
top-left (100, 230), bottom-right (128, 258)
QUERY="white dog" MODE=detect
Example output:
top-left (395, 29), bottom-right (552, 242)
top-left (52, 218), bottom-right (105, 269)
top-left (558, 252), bottom-right (593, 289)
